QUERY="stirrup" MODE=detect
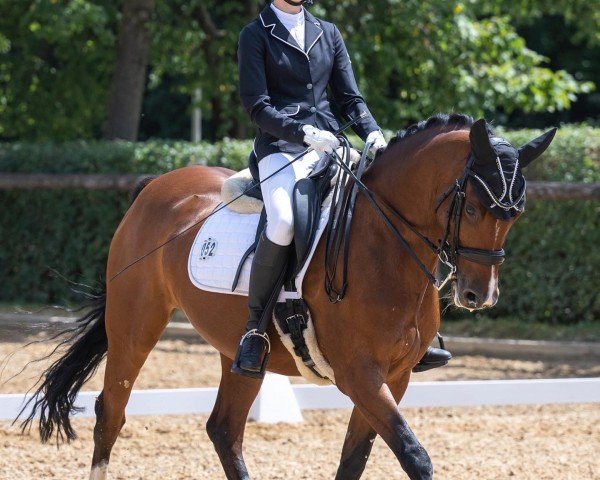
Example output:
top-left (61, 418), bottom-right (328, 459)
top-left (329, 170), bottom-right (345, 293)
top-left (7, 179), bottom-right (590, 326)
top-left (230, 329), bottom-right (271, 379)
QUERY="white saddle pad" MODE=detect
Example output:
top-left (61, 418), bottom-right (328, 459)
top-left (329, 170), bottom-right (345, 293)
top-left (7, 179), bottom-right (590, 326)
top-left (188, 202), bottom-right (331, 300)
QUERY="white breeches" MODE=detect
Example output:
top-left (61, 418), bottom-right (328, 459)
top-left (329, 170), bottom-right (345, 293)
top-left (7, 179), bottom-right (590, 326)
top-left (258, 150), bottom-right (322, 246)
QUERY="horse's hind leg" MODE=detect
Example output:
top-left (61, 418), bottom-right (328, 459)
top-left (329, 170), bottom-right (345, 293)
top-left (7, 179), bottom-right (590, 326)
top-left (335, 372), bottom-right (411, 480)
top-left (90, 291), bottom-right (171, 480)
top-left (206, 354), bottom-right (263, 480)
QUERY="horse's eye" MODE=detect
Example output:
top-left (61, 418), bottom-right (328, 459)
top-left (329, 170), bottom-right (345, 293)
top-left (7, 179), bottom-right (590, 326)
top-left (465, 204), bottom-right (477, 216)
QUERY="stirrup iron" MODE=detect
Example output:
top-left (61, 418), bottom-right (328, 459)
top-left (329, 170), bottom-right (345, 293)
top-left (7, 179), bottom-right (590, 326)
top-left (231, 329), bottom-right (271, 379)
top-left (412, 333), bottom-right (452, 373)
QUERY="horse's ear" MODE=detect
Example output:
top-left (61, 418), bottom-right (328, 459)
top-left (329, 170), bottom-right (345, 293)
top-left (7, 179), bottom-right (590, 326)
top-left (469, 118), bottom-right (495, 164)
top-left (518, 127), bottom-right (558, 168)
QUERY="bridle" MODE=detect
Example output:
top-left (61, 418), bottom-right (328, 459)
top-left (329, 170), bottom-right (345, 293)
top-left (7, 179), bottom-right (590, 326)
top-left (433, 153), bottom-right (510, 289)
top-left (324, 138), bottom-right (516, 301)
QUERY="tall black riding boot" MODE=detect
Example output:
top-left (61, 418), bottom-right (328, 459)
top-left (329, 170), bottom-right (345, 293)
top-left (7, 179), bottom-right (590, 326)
top-left (231, 231), bottom-right (291, 378)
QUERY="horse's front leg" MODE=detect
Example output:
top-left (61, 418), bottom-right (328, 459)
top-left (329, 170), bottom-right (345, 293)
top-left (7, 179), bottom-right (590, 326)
top-left (335, 371), bottom-right (412, 480)
top-left (337, 365), bottom-right (432, 480)
top-left (335, 371), bottom-right (413, 479)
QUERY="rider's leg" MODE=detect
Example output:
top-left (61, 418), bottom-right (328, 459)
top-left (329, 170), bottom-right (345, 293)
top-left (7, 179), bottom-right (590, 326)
top-left (232, 152), bottom-right (320, 378)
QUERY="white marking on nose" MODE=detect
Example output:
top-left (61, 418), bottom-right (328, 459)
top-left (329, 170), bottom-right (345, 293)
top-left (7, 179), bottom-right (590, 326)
top-left (485, 265), bottom-right (497, 306)
top-left (453, 289), bottom-right (464, 309)
top-left (493, 221), bottom-right (501, 245)
top-left (90, 461), bottom-right (108, 480)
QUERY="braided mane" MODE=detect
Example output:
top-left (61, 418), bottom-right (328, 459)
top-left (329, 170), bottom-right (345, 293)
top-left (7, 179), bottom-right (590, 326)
top-left (386, 113), bottom-right (476, 149)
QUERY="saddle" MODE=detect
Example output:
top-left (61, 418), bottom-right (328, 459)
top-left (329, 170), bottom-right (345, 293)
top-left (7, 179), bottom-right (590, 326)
top-left (226, 150), bottom-right (356, 291)
top-left (221, 148), bottom-right (359, 381)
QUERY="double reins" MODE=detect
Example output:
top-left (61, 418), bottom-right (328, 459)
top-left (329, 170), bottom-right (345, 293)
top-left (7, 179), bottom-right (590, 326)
top-left (323, 133), bottom-right (507, 300)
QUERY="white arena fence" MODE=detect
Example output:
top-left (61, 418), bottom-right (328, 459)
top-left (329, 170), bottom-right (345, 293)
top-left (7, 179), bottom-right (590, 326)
top-left (1, 376), bottom-right (599, 423)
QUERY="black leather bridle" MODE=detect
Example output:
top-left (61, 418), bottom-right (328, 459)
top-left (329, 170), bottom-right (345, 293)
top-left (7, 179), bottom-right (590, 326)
top-left (433, 153), bottom-right (508, 288)
top-left (324, 139), bottom-right (513, 301)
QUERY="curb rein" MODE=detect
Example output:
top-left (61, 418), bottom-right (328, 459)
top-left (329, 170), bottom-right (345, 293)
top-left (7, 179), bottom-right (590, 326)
top-left (324, 139), bottom-right (507, 302)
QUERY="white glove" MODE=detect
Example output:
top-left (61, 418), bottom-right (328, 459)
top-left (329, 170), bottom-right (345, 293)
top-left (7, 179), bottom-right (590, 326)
top-left (302, 125), bottom-right (340, 154)
top-left (366, 130), bottom-right (387, 155)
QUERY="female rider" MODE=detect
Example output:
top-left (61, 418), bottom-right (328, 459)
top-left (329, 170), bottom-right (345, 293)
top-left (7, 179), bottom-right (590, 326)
top-left (231, 0), bottom-right (450, 377)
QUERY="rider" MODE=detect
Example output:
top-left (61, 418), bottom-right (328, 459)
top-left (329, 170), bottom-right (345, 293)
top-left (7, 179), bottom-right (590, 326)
top-left (232, 0), bottom-right (451, 377)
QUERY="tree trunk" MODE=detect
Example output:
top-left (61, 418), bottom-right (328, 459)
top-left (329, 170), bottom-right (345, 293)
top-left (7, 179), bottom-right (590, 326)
top-left (103, 0), bottom-right (156, 141)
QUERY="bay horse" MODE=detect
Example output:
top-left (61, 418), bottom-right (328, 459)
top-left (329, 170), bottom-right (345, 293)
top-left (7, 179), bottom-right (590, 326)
top-left (20, 114), bottom-right (556, 479)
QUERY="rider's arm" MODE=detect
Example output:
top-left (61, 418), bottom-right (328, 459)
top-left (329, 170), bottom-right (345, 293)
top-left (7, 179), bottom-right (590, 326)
top-left (329, 25), bottom-right (381, 141)
top-left (237, 26), bottom-right (306, 145)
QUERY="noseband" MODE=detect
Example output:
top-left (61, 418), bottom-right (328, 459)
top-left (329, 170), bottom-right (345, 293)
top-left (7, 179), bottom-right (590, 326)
top-left (326, 141), bottom-right (511, 300)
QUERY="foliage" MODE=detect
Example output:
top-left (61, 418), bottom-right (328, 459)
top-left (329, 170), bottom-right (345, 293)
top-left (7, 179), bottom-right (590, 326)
top-left (471, 0), bottom-right (600, 46)
top-left (0, 139), bottom-right (247, 302)
top-left (498, 125), bottom-right (600, 182)
top-left (441, 315), bottom-right (600, 342)
top-left (0, 0), bottom-right (118, 140)
top-left (0, 0), bottom-right (596, 140)
top-left (148, 1), bottom-right (258, 139)
top-left (0, 139), bottom-right (252, 174)
top-left (490, 199), bottom-right (600, 324)
top-left (0, 125), bottom-right (598, 323)
top-left (316, 1), bottom-right (593, 130)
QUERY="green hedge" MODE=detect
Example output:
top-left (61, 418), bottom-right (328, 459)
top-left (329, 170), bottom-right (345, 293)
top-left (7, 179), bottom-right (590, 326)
top-left (0, 124), bottom-right (598, 324)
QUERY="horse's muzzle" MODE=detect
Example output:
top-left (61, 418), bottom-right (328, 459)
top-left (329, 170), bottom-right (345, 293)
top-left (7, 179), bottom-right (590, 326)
top-left (453, 281), bottom-right (498, 310)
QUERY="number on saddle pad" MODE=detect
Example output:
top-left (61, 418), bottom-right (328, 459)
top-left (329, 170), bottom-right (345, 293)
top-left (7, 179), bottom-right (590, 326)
top-left (199, 238), bottom-right (217, 260)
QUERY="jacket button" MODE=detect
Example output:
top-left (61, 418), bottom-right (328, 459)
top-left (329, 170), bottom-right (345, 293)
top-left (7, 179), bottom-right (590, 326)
top-left (310, 106), bottom-right (317, 113)
top-left (307, 83), bottom-right (313, 90)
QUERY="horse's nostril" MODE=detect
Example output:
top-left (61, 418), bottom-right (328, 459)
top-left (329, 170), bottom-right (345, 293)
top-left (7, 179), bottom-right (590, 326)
top-left (465, 290), bottom-right (478, 305)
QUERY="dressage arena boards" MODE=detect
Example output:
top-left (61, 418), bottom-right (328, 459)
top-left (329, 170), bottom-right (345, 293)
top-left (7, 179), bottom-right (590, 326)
top-left (2, 376), bottom-right (599, 422)
top-left (1, 336), bottom-right (599, 479)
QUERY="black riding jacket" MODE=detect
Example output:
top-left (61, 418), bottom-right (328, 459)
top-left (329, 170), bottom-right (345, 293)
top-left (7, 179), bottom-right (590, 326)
top-left (238, 5), bottom-right (380, 164)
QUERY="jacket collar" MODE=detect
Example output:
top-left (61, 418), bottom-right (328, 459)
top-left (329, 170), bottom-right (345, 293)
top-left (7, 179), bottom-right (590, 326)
top-left (303, 9), bottom-right (323, 54)
top-left (259, 4), bottom-right (323, 57)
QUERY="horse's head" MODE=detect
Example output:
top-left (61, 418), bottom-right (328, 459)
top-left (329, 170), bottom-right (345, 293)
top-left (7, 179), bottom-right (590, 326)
top-left (443, 119), bottom-right (557, 310)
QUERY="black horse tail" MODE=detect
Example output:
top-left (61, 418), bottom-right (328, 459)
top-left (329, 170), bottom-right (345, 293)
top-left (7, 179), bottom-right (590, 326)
top-left (18, 291), bottom-right (108, 443)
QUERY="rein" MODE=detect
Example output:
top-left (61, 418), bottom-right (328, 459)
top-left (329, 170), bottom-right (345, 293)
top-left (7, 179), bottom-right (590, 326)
top-left (324, 137), bottom-right (507, 299)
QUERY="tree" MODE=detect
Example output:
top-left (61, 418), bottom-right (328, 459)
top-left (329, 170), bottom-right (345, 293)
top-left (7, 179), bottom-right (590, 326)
top-left (0, 0), bottom-right (596, 141)
top-left (103, 0), bottom-right (156, 140)
top-left (311, 0), bottom-right (593, 128)
top-left (0, 0), bottom-right (117, 140)
top-left (148, 0), bottom-right (262, 140)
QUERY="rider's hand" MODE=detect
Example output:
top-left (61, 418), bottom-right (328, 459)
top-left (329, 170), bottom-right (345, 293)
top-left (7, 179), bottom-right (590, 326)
top-left (366, 130), bottom-right (387, 156)
top-left (303, 125), bottom-right (340, 154)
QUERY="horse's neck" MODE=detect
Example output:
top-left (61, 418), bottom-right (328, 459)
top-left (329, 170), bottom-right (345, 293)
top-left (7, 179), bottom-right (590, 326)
top-left (353, 132), bottom-right (467, 292)
top-left (363, 140), bottom-right (459, 233)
